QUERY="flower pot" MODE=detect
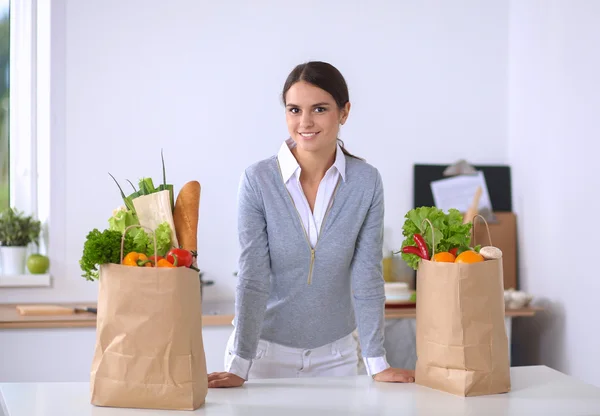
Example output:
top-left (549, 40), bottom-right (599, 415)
top-left (0, 246), bottom-right (28, 275)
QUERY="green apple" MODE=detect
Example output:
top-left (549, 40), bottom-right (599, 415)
top-left (27, 254), bottom-right (50, 274)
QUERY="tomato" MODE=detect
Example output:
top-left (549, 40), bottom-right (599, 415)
top-left (449, 248), bottom-right (458, 257)
top-left (166, 248), bottom-right (193, 268)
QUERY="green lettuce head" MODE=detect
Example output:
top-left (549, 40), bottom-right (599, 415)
top-left (108, 206), bottom-right (139, 233)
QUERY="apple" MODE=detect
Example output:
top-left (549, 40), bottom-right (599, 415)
top-left (27, 254), bottom-right (50, 274)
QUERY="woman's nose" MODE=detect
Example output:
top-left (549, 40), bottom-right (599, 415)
top-left (299, 112), bottom-right (314, 128)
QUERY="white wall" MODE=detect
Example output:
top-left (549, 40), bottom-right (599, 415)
top-left (1, 0), bottom-right (509, 305)
top-left (508, 0), bottom-right (600, 387)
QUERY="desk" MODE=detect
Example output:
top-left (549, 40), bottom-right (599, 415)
top-left (1, 366), bottom-right (599, 415)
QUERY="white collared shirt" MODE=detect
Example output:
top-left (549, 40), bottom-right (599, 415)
top-left (277, 138), bottom-right (345, 247)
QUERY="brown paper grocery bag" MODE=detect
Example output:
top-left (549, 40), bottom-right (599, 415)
top-left (90, 227), bottom-right (207, 410)
top-left (414, 217), bottom-right (511, 397)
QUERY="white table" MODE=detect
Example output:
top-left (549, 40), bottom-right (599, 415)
top-left (1, 366), bottom-right (599, 416)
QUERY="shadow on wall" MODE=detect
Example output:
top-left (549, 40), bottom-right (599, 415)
top-left (511, 299), bottom-right (566, 371)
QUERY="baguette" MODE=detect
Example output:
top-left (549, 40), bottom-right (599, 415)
top-left (173, 181), bottom-right (201, 253)
top-left (463, 186), bottom-right (482, 225)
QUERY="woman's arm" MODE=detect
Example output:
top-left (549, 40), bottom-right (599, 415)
top-left (350, 170), bottom-right (414, 383)
top-left (219, 169), bottom-right (271, 383)
top-left (350, 169), bottom-right (389, 376)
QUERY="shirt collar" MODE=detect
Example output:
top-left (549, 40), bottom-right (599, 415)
top-left (277, 138), bottom-right (347, 183)
top-left (333, 141), bottom-right (347, 182)
top-left (277, 138), bottom-right (300, 183)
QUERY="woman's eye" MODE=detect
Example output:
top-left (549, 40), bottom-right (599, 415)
top-left (314, 107), bottom-right (326, 113)
top-left (289, 108), bottom-right (300, 114)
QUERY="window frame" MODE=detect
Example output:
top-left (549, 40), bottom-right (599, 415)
top-left (8, 0), bottom-right (50, 253)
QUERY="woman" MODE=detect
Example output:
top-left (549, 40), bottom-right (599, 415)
top-left (208, 61), bottom-right (415, 388)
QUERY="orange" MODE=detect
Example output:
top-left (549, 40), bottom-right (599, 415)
top-left (433, 252), bottom-right (456, 262)
top-left (454, 250), bottom-right (485, 264)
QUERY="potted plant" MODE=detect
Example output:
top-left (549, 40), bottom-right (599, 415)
top-left (0, 207), bottom-right (42, 275)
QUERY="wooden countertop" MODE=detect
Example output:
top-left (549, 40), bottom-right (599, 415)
top-left (0, 302), bottom-right (235, 329)
top-left (0, 302), bottom-right (541, 330)
top-left (384, 305), bottom-right (543, 319)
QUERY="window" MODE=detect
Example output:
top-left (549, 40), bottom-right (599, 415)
top-left (3, 0), bottom-right (50, 224)
top-left (0, 1), bottom-right (8, 212)
top-left (0, 0), bottom-right (51, 282)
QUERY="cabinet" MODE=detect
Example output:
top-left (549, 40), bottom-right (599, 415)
top-left (0, 326), bottom-right (232, 382)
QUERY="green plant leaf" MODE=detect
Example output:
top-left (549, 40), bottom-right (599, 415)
top-left (0, 207), bottom-right (42, 247)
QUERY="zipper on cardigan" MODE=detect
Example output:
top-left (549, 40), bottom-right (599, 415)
top-left (276, 160), bottom-right (342, 285)
top-left (307, 183), bottom-right (340, 284)
top-left (308, 249), bottom-right (315, 285)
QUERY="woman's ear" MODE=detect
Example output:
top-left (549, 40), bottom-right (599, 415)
top-left (340, 102), bottom-right (351, 125)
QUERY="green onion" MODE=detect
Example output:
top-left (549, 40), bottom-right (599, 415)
top-left (108, 173), bottom-right (137, 215)
top-left (161, 148), bottom-right (167, 187)
top-left (127, 180), bottom-right (137, 193)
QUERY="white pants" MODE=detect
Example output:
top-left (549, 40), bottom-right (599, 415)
top-left (224, 329), bottom-right (359, 379)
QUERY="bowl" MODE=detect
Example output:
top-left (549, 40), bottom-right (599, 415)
top-left (384, 282), bottom-right (412, 301)
top-left (504, 288), bottom-right (534, 309)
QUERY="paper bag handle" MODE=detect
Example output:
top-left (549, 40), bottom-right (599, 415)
top-left (472, 214), bottom-right (493, 246)
top-left (421, 218), bottom-right (436, 260)
top-left (120, 224), bottom-right (158, 267)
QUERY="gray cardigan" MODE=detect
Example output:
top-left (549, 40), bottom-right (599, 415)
top-left (233, 154), bottom-right (386, 361)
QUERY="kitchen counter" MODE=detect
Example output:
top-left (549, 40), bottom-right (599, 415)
top-left (0, 302), bottom-right (540, 329)
top-left (1, 366), bottom-right (599, 415)
top-left (384, 305), bottom-right (540, 318)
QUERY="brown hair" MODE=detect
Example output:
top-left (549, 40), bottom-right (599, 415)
top-left (282, 61), bottom-right (363, 160)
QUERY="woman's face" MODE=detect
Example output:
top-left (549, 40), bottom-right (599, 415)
top-left (285, 81), bottom-right (350, 154)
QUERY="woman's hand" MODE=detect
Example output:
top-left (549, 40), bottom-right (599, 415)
top-left (372, 368), bottom-right (415, 383)
top-left (208, 373), bottom-right (246, 388)
top-left (207, 372), bottom-right (246, 388)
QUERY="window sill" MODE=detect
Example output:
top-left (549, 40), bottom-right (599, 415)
top-left (0, 274), bottom-right (51, 288)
